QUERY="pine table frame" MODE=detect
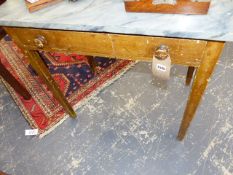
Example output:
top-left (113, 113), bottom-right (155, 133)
top-left (3, 27), bottom-right (224, 140)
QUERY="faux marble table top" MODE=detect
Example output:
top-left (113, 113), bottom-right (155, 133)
top-left (0, 0), bottom-right (232, 42)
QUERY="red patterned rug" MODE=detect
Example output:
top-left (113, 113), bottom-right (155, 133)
top-left (0, 36), bottom-right (135, 137)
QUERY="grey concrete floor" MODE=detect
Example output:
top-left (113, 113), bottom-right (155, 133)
top-left (0, 43), bottom-right (233, 175)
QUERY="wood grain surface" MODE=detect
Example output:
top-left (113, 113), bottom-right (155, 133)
top-left (25, 0), bottom-right (62, 12)
top-left (4, 26), bottom-right (225, 140)
top-left (124, 0), bottom-right (211, 15)
top-left (5, 27), bottom-right (207, 67)
top-left (178, 41), bottom-right (224, 140)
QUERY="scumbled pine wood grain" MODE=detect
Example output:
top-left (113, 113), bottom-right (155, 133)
top-left (178, 41), bottom-right (225, 140)
top-left (4, 27), bottom-right (225, 140)
top-left (5, 27), bottom-right (207, 67)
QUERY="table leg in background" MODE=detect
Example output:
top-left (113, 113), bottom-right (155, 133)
top-left (0, 63), bottom-right (31, 100)
top-left (87, 56), bottom-right (96, 73)
top-left (186, 66), bottom-right (195, 86)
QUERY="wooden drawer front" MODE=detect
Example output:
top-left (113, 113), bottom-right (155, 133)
top-left (6, 27), bottom-right (113, 57)
top-left (112, 35), bottom-right (206, 66)
top-left (5, 27), bottom-right (207, 67)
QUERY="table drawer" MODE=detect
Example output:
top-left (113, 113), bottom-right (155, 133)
top-left (5, 27), bottom-right (207, 67)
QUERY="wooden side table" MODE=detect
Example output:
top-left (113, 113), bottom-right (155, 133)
top-left (3, 27), bottom-right (224, 140)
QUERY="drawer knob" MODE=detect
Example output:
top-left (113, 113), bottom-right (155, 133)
top-left (154, 45), bottom-right (170, 60)
top-left (34, 35), bottom-right (47, 49)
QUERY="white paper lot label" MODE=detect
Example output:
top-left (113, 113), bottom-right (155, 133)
top-left (156, 64), bottom-right (167, 72)
top-left (25, 129), bottom-right (38, 136)
top-left (152, 55), bottom-right (171, 80)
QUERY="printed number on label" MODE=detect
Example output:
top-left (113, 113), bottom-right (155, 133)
top-left (25, 129), bottom-right (38, 136)
top-left (156, 64), bottom-right (167, 72)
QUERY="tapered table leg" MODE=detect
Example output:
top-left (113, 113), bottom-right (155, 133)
top-left (177, 41), bottom-right (225, 140)
top-left (0, 27), bottom-right (6, 39)
top-left (0, 28), bottom-right (31, 100)
top-left (0, 63), bottom-right (31, 100)
top-left (25, 50), bottom-right (76, 118)
top-left (4, 28), bottom-right (76, 118)
top-left (186, 66), bottom-right (195, 86)
top-left (87, 56), bottom-right (96, 73)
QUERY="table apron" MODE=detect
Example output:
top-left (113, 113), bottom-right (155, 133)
top-left (4, 27), bottom-right (207, 67)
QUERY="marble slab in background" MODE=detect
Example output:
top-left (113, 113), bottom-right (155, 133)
top-left (0, 0), bottom-right (232, 42)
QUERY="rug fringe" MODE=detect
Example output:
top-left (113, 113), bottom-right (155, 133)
top-left (39, 115), bottom-right (69, 138)
top-left (39, 61), bottom-right (138, 138)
